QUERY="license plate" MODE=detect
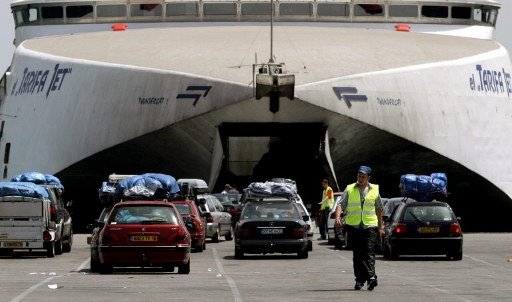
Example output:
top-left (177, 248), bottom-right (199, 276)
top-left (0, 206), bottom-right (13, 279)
top-left (260, 228), bottom-right (283, 235)
top-left (418, 227), bottom-right (440, 233)
top-left (2, 241), bottom-right (23, 248)
top-left (130, 235), bottom-right (158, 242)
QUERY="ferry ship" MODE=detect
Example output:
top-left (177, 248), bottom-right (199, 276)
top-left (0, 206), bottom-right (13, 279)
top-left (0, 0), bottom-right (511, 230)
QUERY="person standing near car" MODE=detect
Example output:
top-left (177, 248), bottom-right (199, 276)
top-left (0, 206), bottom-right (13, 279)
top-left (318, 179), bottom-right (334, 240)
top-left (333, 166), bottom-right (383, 291)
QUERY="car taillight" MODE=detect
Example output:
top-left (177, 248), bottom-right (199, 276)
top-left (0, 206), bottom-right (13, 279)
top-left (204, 213), bottom-right (214, 223)
top-left (292, 228), bottom-right (305, 238)
top-left (237, 228), bottom-right (251, 239)
top-left (175, 228), bottom-right (189, 242)
top-left (50, 205), bottom-right (56, 215)
top-left (393, 223), bottom-right (407, 234)
top-left (229, 207), bottom-right (238, 216)
top-left (43, 230), bottom-right (52, 241)
top-left (449, 223), bottom-right (461, 235)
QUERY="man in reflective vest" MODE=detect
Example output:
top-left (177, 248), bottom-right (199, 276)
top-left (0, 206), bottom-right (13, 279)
top-left (333, 166), bottom-right (383, 291)
top-left (318, 179), bottom-right (334, 240)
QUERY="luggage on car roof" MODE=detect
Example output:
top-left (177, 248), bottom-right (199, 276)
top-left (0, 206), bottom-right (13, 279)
top-left (11, 171), bottom-right (64, 190)
top-left (0, 182), bottom-right (49, 199)
top-left (399, 173), bottom-right (447, 202)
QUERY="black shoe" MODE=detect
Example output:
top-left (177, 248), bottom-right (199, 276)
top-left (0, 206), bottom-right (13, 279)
top-left (354, 282), bottom-right (364, 290)
top-left (367, 279), bottom-right (378, 291)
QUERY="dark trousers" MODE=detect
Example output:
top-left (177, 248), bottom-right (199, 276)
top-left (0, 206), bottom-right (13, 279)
top-left (347, 225), bottom-right (378, 283)
top-left (318, 209), bottom-right (330, 239)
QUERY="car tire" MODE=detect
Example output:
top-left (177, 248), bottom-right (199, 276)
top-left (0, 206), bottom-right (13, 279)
top-left (45, 241), bottom-right (55, 258)
top-left (99, 263), bottom-right (113, 274)
top-left (388, 243), bottom-right (399, 260)
top-left (194, 243), bottom-right (204, 253)
top-left (90, 252), bottom-right (100, 273)
top-left (334, 235), bottom-right (343, 250)
top-left (234, 247), bottom-right (244, 259)
top-left (212, 228), bottom-right (220, 243)
top-left (178, 260), bottom-right (190, 274)
top-left (162, 265), bottom-right (175, 272)
top-left (327, 233), bottom-right (334, 245)
top-left (202, 241), bottom-right (206, 251)
top-left (62, 230), bottom-right (73, 253)
top-left (225, 227), bottom-right (233, 241)
top-left (448, 246), bottom-right (463, 261)
top-left (297, 250), bottom-right (309, 259)
top-left (307, 240), bottom-right (313, 252)
top-left (55, 238), bottom-right (63, 255)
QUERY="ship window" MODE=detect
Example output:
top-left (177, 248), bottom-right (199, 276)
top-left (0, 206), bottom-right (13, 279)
top-left (389, 5), bottom-right (418, 17)
top-left (242, 3), bottom-right (272, 16)
top-left (4, 143), bottom-right (10, 164)
top-left (66, 5), bottom-right (94, 18)
top-left (203, 3), bottom-right (237, 16)
top-left (97, 5), bottom-right (127, 18)
top-left (131, 4), bottom-right (162, 17)
top-left (41, 6), bottom-right (64, 19)
top-left (279, 3), bottom-right (312, 16)
top-left (166, 3), bottom-right (198, 16)
top-left (474, 7), bottom-right (497, 26)
top-left (317, 3), bottom-right (349, 17)
top-left (354, 4), bottom-right (384, 16)
top-left (421, 5), bottom-right (448, 18)
top-left (452, 6), bottom-right (471, 19)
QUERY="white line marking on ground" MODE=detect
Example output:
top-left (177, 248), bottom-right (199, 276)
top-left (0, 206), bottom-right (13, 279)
top-left (394, 274), bottom-right (472, 302)
top-left (463, 254), bottom-right (505, 270)
top-left (212, 247), bottom-right (243, 302)
top-left (10, 257), bottom-right (90, 302)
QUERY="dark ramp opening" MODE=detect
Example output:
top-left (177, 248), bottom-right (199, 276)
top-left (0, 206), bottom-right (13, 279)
top-left (215, 123), bottom-right (336, 213)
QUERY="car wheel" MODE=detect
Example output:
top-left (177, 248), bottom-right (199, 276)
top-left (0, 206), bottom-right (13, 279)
top-left (307, 240), bottom-right (313, 252)
top-left (212, 228), bottom-right (220, 243)
top-left (162, 265), bottom-right (175, 272)
top-left (45, 241), bottom-right (55, 258)
top-left (334, 235), bottom-right (343, 250)
top-left (234, 247), bottom-right (244, 259)
top-left (55, 238), bottom-right (63, 255)
top-left (194, 243), bottom-right (204, 253)
top-left (297, 250), bottom-right (309, 259)
top-left (178, 260), bottom-right (190, 274)
top-left (448, 246), bottom-right (463, 261)
top-left (383, 242), bottom-right (391, 259)
top-left (99, 263), bottom-right (113, 274)
top-left (62, 230), bottom-right (73, 253)
top-left (388, 243), bottom-right (399, 260)
top-left (90, 251), bottom-right (100, 273)
top-left (327, 233), bottom-right (334, 245)
top-left (225, 227), bottom-right (233, 241)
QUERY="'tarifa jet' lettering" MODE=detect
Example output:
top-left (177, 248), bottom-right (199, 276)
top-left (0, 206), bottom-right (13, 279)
top-left (10, 64), bottom-right (72, 99)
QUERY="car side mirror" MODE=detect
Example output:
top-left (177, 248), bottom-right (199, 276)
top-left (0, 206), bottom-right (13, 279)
top-left (302, 215), bottom-right (310, 222)
top-left (197, 198), bottom-right (206, 206)
top-left (185, 222), bottom-right (195, 232)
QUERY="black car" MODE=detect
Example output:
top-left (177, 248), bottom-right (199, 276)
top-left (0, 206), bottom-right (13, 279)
top-left (234, 198), bottom-right (309, 259)
top-left (382, 201), bottom-right (463, 260)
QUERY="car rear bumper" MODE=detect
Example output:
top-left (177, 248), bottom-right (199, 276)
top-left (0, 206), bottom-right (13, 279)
top-left (390, 237), bottom-right (463, 254)
top-left (206, 223), bottom-right (217, 237)
top-left (99, 245), bottom-right (190, 265)
top-left (236, 239), bottom-right (307, 254)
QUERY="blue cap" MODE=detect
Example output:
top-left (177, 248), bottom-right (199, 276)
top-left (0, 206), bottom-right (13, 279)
top-left (358, 166), bottom-right (372, 175)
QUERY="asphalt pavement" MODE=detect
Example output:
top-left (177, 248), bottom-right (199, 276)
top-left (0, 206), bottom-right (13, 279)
top-left (1, 232), bottom-right (511, 302)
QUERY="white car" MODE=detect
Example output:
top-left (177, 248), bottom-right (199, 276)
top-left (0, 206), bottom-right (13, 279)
top-left (295, 200), bottom-right (313, 251)
top-left (327, 192), bottom-right (345, 249)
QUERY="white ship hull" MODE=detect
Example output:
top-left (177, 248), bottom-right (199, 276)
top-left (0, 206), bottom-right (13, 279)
top-left (1, 23), bottom-right (511, 230)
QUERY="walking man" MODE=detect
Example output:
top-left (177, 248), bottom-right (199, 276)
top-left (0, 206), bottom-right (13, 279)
top-left (318, 179), bottom-right (334, 240)
top-left (333, 166), bottom-right (383, 290)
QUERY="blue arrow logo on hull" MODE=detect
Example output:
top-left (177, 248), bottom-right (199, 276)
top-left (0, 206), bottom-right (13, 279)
top-left (333, 87), bottom-right (368, 108)
top-left (177, 85), bottom-right (212, 106)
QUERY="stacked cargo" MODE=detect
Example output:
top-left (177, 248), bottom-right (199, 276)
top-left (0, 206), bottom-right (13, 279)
top-left (399, 173), bottom-right (448, 202)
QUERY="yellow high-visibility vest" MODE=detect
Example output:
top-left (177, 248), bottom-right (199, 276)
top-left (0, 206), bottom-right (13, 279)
top-left (320, 186), bottom-right (334, 210)
top-left (344, 183), bottom-right (379, 226)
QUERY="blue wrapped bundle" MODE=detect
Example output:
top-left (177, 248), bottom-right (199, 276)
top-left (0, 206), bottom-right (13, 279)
top-left (0, 182), bottom-right (49, 199)
top-left (116, 173), bottom-right (179, 199)
top-left (429, 173), bottom-right (447, 196)
top-left (399, 173), bottom-right (448, 201)
top-left (11, 172), bottom-right (64, 190)
top-left (269, 182), bottom-right (295, 198)
top-left (246, 182), bottom-right (273, 197)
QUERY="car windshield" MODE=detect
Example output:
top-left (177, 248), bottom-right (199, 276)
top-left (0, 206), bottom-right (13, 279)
top-left (213, 193), bottom-right (240, 205)
top-left (110, 205), bottom-right (178, 224)
top-left (173, 203), bottom-right (191, 215)
top-left (403, 206), bottom-right (453, 222)
top-left (242, 202), bottom-right (301, 219)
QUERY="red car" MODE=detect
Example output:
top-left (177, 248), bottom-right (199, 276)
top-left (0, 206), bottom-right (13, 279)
top-left (96, 201), bottom-right (191, 274)
top-left (171, 200), bottom-right (207, 252)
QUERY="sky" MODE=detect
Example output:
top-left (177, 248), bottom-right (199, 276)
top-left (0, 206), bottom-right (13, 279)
top-left (1, 0), bottom-right (511, 73)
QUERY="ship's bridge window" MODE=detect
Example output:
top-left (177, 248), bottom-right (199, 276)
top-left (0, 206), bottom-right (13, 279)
top-left (316, 3), bottom-right (349, 17)
top-left (41, 6), bottom-right (64, 19)
top-left (203, 3), bottom-right (237, 15)
top-left (421, 5), bottom-right (448, 18)
top-left (473, 7), bottom-right (498, 26)
top-left (66, 5), bottom-right (94, 18)
top-left (452, 6), bottom-right (471, 19)
top-left (354, 4), bottom-right (384, 16)
top-left (279, 3), bottom-right (312, 16)
top-left (13, 6), bottom-right (39, 26)
top-left (242, 3), bottom-right (273, 16)
top-left (166, 2), bottom-right (198, 16)
top-left (97, 5), bottom-right (127, 17)
top-left (130, 4), bottom-right (162, 17)
top-left (388, 5), bottom-right (418, 18)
